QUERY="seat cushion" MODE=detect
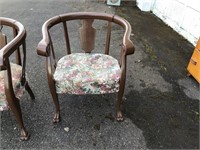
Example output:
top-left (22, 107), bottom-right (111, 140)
top-left (54, 53), bottom-right (121, 94)
top-left (0, 63), bottom-right (24, 111)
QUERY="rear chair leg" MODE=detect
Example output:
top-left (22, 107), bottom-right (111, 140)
top-left (25, 81), bottom-right (35, 100)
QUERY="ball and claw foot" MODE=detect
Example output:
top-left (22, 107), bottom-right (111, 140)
top-left (20, 129), bottom-right (29, 141)
top-left (116, 111), bottom-right (124, 122)
top-left (53, 112), bottom-right (60, 123)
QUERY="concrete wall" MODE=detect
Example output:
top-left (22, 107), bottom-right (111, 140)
top-left (136, 0), bottom-right (200, 46)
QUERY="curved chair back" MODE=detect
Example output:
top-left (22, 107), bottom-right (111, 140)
top-left (37, 12), bottom-right (134, 57)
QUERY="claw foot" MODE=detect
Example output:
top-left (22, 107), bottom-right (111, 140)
top-left (20, 129), bottom-right (29, 141)
top-left (116, 111), bottom-right (124, 122)
top-left (53, 112), bottom-right (60, 123)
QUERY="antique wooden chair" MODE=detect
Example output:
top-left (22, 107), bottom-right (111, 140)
top-left (37, 12), bottom-right (134, 123)
top-left (0, 17), bottom-right (35, 140)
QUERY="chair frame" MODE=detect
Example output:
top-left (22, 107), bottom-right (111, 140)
top-left (0, 17), bottom-right (35, 140)
top-left (37, 12), bottom-right (134, 123)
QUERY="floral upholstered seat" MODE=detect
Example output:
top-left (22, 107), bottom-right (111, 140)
top-left (54, 53), bottom-right (121, 94)
top-left (0, 63), bottom-right (24, 111)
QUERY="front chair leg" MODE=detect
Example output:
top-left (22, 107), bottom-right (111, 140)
top-left (7, 97), bottom-right (29, 140)
top-left (50, 90), bottom-right (60, 123)
top-left (53, 109), bottom-right (60, 123)
top-left (20, 128), bottom-right (29, 141)
top-left (52, 94), bottom-right (60, 123)
top-left (116, 91), bottom-right (124, 121)
top-left (48, 80), bottom-right (60, 123)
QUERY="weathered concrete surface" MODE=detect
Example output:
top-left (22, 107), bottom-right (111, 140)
top-left (0, 1), bottom-right (199, 149)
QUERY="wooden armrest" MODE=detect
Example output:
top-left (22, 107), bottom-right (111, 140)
top-left (123, 19), bottom-right (135, 55)
top-left (37, 15), bottom-right (61, 57)
top-left (37, 39), bottom-right (50, 57)
top-left (113, 15), bottom-right (135, 55)
top-left (123, 39), bottom-right (135, 55)
top-left (36, 23), bottom-right (50, 57)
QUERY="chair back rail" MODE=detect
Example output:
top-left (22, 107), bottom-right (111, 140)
top-left (37, 12), bottom-right (134, 57)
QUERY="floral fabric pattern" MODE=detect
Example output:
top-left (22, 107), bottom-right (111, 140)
top-left (54, 53), bottom-right (121, 94)
top-left (0, 63), bottom-right (24, 111)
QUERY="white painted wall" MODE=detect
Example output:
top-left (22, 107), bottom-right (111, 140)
top-left (136, 0), bottom-right (200, 46)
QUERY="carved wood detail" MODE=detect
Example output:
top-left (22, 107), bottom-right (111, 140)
top-left (79, 19), bottom-right (96, 53)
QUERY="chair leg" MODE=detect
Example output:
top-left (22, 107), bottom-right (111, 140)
top-left (116, 89), bottom-right (124, 122)
top-left (116, 74), bottom-right (126, 122)
top-left (48, 80), bottom-right (60, 123)
top-left (51, 90), bottom-right (60, 123)
top-left (25, 81), bottom-right (35, 100)
top-left (7, 97), bottom-right (29, 140)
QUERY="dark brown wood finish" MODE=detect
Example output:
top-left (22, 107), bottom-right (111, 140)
top-left (63, 22), bottom-right (71, 54)
top-left (37, 12), bottom-right (134, 122)
top-left (0, 32), bottom-right (7, 49)
top-left (79, 19), bottom-right (96, 53)
top-left (105, 21), bottom-right (112, 55)
top-left (0, 17), bottom-right (35, 140)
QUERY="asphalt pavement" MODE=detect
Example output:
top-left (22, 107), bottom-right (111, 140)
top-left (0, 0), bottom-right (199, 149)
